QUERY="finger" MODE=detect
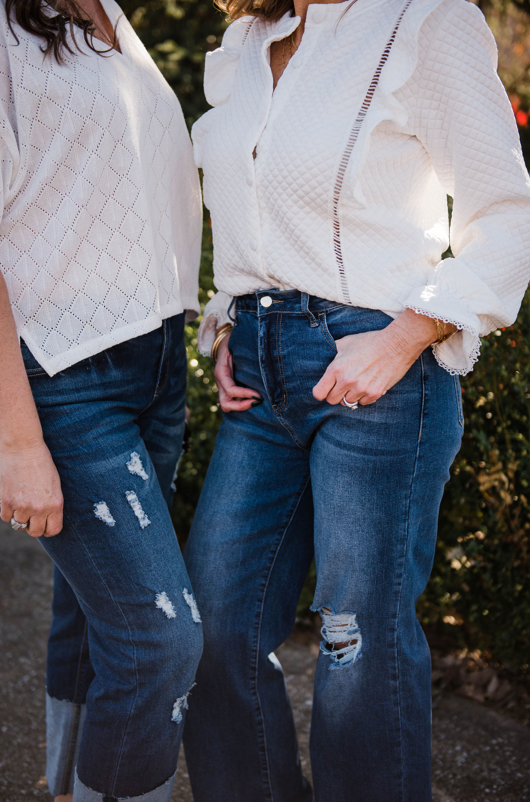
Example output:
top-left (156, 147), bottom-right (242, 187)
top-left (9, 507), bottom-right (31, 533)
top-left (313, 367), bottom-right (337, 401)
top-left (27, 513), bottom-right (47, 538)
top-left (358, 389), bottom-right (385, 406)
top-left (218, 387), bottom-right (258, 412)
top-left (0, 498), bottom-right (14, 523)
top-left (327, 376), bottom-right (359, 406)
top-left (43, 508), bottom-right (63, 538)
top-left (220, 399), bottom-right (256, 413)
top-left (341, 390), bottom-right (361, 408)
top-left (216, 375), bottom-right (260, 401)
top-left (214, 365), bottom-right (261, 398)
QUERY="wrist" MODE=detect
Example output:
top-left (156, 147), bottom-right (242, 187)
top-left (0, 430), bottom-right (46, 456)
top-left (381, 315), bottom-right (432, 359)
top-left (211, 323), bottom-right (233, 366)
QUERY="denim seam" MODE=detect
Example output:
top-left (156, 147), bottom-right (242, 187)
top-left (275, 414), bottom-right (310, 452)
top-left (250, 474), bottom-right (311, 802)
top-left (275, 313), bottom-right (288, 416)
top-left (69, 524), bottom-right (140, 797)
top-left (237, 305), bottom-right (345, 317)
top-left (394, 352), bottom-right (426, 801)
top-left (318, 312), bottom-right (338, 352)
top-left (256, 313), bottom-right (308, 451)
top-left (60, 622), bottom-right (91, 795)
top-left (453, 375), bottom-right (464, 429)
top-left (138, 320), bottom-right (170, 415)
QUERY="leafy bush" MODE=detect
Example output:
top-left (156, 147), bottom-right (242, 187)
top-left (120, 0), bottom-right (227, 126)
top-left (420, 295), bottom-right (530, 673)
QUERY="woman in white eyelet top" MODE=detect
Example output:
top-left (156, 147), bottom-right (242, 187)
top-left (195, 0), bottom-right (530, 378)
top-left (182, 0), bottom-right (530, 800)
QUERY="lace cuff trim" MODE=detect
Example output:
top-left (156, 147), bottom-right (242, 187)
top-left (405, 305), bottom-right (481, 376)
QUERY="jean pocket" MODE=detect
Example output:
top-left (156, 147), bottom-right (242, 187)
top-left (318, 312), bottom-right (338, 352)
top-left (453, 375), bottom-right (465, 429)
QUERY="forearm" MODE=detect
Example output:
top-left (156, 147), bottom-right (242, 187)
top-left (0, 272), bottom-right (43, 452)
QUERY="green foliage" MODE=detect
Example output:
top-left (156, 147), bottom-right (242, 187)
top-left (171, 219), bottom-right (220, 541)
top-left (120, 0), bottom-right (227, 126)
top-left (420, 296), bottom-right (530, 673)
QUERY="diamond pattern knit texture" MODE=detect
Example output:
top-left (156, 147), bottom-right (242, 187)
top-left (193, 0), bottom-right (530, 373)
top-left (0, 0), bottom-right (202, 376)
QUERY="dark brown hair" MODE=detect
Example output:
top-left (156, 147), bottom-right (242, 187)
top-left (215, 0), bottom-right (295, 21)
top-left (5, 0), bottom-right (118, 63)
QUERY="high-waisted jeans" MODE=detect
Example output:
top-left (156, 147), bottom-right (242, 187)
top-left (183, 291), bottom-right (463, 802)
top-left (22, 315), bottom-right (203, 801)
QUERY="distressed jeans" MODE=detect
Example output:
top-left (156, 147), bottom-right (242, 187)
top-left (183, 291), bottom-right (463, 802)
top-left (21, 314), bottom-right (203, 801)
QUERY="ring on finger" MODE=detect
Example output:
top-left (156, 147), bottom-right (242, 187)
top-left (10, 516), bottom-right (28, 531)
top-left (342, 396), bottom-right (359, 410)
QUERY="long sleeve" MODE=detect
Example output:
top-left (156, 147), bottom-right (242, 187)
top-left (197, 291), bottom-right (233, 356)
top-left (404, 0), bottom-right (530, 374)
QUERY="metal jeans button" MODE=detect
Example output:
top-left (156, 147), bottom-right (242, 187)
top-left (260, 296), bottom-right (273, 308)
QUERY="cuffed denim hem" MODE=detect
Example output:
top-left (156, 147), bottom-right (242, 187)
top-left (73, 768), bottom-right (177, 802)
top-left (46, 693), bottom-right (87, 796)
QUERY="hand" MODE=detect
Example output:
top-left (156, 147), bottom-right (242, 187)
top-left (214, 336), bottom-right (263, 413)
top-left (313, 310), bottom-right (443, 406)
top-left (0, 441), bottom-right (64, 537)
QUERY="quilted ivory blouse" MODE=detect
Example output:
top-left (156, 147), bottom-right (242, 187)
top-left (0, 0), bottom-right (202, 376)
top-left (194, 0), bottom-right (530, 374)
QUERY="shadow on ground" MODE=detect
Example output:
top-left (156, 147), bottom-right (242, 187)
top-left (1, 521), bottom-right (529, 801)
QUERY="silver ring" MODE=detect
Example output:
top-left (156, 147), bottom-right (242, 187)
top-left (10, 516), bottom-right (28, 531)
top-left (342, 396), bottom-right (359, 410)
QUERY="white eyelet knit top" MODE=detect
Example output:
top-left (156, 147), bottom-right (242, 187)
top-left (0, 0), bottom-right (202, 376)
top-left (194, 0), bottom-right (530, 374)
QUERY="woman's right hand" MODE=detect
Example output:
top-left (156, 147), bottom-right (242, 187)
top-left (214, 335), bottom-right (262, 413)
top-left (0, 441), bottom-right (64, 537)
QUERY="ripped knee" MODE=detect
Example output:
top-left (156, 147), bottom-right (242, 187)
top-left (314, 605), bottom-right (362, 670)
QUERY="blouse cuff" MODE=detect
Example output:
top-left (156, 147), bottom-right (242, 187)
top-left (404, 286), bottom-right (481, 376)
top-left (197, 291), bottom-right (234, 356)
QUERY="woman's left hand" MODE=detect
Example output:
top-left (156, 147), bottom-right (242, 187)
top-left (313, 310), bottom-right (443, 407)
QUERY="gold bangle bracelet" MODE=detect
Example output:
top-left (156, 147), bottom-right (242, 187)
top-left (211, 323), bottom-right (233, 367)
top-left (434, 318), bottom-right (456, 344)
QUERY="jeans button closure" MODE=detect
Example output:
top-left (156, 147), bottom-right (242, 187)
top-left (260, 296), bottom-right (273, 308)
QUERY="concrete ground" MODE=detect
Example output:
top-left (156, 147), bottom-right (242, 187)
top-left (1, 521), bottom-right (529, 802)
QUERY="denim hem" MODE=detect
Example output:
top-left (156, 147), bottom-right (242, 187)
top-left (73, 768), bottom-right (177, 802)
top-left (46, 693), bottom-right (88, 796)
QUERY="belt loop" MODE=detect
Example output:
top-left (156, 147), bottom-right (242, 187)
top-left (301, 293), bottom-right (319, 327)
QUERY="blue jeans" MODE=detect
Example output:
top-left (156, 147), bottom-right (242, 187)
top-left (183, 291), bottom-right (463, 802)
top-left (22, 315), bottom-right (203, 801)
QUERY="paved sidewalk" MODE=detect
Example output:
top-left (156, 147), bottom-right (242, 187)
top-left (1, 521), bottom-right (529, 801)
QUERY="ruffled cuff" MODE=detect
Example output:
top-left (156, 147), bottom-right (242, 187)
top-left (197, 291), bottom-right (234, 356)
top-left (404, 287), bottom-right (481, 376)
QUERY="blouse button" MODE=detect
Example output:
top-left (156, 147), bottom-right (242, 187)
top-left (246, 174), bottom-right (253, 186)
top-left (250, 239), bottom-right (258, 251)
top-left (291, 55), bottom-right (302, 69)
top-left (311, 8), bottom-right (325, 23)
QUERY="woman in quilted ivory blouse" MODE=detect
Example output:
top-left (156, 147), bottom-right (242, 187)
top-left (183, 0), bottom-right (530, 799)
top-left (0, 1), bottom-right (203, 801)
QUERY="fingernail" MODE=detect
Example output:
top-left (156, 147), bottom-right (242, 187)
top-left (251, 397), bottom-right (263, 407)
